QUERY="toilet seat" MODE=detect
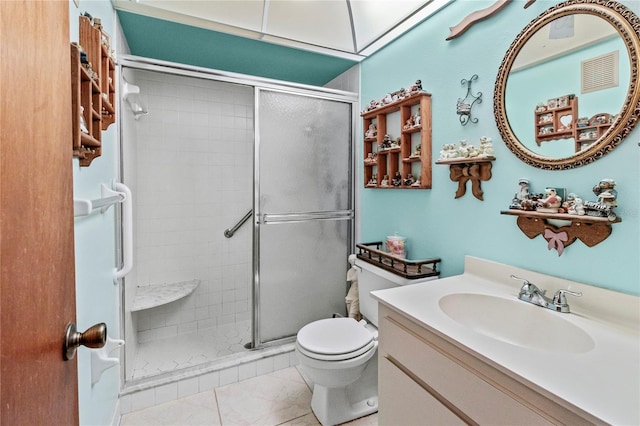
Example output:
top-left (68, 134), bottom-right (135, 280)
top-left (297, 318), bottom-right (375, 361)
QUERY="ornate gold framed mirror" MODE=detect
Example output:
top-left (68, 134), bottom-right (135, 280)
top-left (494, 0), bottom-right (640, 169)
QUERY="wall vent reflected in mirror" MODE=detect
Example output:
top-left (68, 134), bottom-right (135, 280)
top-left (581, 50), bottom-right (619, 94)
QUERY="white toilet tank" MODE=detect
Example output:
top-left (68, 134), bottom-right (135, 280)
top-left (355, 258), bottom-right (437, 327)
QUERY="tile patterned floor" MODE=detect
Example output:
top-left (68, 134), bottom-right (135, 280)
top-left (121, 367), bottom-right (378, 426)
top-left (133, 321), bottom-right (252, 379)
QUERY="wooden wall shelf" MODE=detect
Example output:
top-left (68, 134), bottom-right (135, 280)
top-left (362, 92), bottom-right (432, 189)
top-left (436, 157), bottom-right (494, 200)
top-left (71, 16), bottom-right (116, 167)
top-left (534, 97), bottom-right (577, 146)
top-left (500, 210), bottom-right (621, 256)
top-left (575, 113), bottom-right (612, 152)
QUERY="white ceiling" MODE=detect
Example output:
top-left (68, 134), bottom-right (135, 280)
top-left (112, 0), bottom-right (453, 60)
top-left (512, 13), bottom-right (619, 71)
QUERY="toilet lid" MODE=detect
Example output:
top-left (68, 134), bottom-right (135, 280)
top-left (297, 318), bottom-right (374, 356)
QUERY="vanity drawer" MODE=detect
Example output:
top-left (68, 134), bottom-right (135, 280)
top-left (379, 356), bottom-right (466, 426)
top-left (380, 312), bottom-right (554, 425)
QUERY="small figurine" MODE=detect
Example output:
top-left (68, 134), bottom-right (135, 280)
top-left (379, 134), bottom-right (392, 150)
top-left (403, 116), bottom-right (415, 130)
top-left (363, 100), bottom-right (379, 113)
top-left (413, 108), bottom-right (421, 126)
top-left (561, 192), bottom-right (577, 213)
top-left (456, 140), bottom-right (469, 158)
top-left (478, 136), bottom-right (494, 157)
top-left (391, 172), bottom-right (402, 187)
top-left (567, 197), bottom-right (585, 215)
top-left (509, 179), bottom-right (529, 209)
top-left (409, 80), bottom-right (422, 93)
top-left (367, 174), bottom-right (378, 187)
top-left (583, 179), bottom-right (618, 220)
top-left (536, 187), bottom-right (562, 213)
top-left (403, 174), bottom-right (416, 186)
top-left (365, 123), bottom-right (377, 139)
top-left (411, 177), bottom-right (421, 187)
top-left (389, 137), bottom-right (401, 149)
top-left (439, 143), bottom-right (457, 159)
top-left (466, 144), bottom-right (479, 158)
top-left (592, 178), bottom-right (617, 207)
top-left (79, 106), bottom-right (89, 134)
top-left (411, 145), bottom-right (421, 158)
top-left (380, 174), bottom-right (389, 187)
top-left (364, 152), bottom-right (377, 165)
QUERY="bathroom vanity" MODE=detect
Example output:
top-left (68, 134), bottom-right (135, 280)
top-left (373, 257), bottom-right (639, 425)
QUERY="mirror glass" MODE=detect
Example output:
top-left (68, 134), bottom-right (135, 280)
top-left (494, 0), bottom-right (640, 169)
top-left (506, 14), bottom-right (629, 157)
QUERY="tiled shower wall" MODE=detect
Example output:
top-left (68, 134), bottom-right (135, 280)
top-left (129, 70), bottom-right (253, 343)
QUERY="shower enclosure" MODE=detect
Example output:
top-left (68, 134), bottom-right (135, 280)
top-left (118, 57), bottom-right (356, 385)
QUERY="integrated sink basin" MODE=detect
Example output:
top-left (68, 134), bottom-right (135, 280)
top-left (439, 293), bottom-right (595, 353)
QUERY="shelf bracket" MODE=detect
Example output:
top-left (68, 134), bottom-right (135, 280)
top-left (439, 160), bottom-right (493, 200)
top-left (501, 210), bottom-right (621, 256)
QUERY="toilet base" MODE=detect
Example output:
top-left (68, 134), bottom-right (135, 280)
top-left (311, 386), bottom-right (378, 426)
top-left (309, 356), bottom-right (378, 426)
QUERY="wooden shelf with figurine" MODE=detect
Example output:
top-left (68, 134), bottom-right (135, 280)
top-left (362, 82), bottom-right (432, 189)
top-left (501, 179), bottom-right (621, 256)
top-left (574, 113), bottom-right (614, 152)
top-left (435, 137), bottom-right (495, 200)
top-left (534, 95), bottom-right (577, 146)
top-left (71, 15), bottom-right (116, 167)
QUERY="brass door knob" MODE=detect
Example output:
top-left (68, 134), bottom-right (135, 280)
top-left (63, 322), bottom-right (107, 361)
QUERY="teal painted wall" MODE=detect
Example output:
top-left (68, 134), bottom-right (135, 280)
top-left (70, 1), bottom-right (120, 425)
top-left (360, 0), bottom-right (640, 295)
top-left (116, 10), bottom-right (357, 86)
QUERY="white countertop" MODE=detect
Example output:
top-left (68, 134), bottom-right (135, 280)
top-left (372, 256), bottom-right (640, 425)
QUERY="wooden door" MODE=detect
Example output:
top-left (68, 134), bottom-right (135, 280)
top-left (1, 1), bottom-right (79, 424)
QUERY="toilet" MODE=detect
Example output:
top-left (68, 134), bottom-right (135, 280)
top-left (295, 257), bottom-right (437, 425)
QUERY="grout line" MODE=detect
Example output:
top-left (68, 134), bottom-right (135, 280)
top-left (213, 387), bottom-right (224, 425)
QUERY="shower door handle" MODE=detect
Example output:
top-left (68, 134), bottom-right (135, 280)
top-left (63, 322), bottom-right (107, 361)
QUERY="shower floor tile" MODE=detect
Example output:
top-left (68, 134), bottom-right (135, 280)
top-left (133, 320), bottom-right (251, 379)
top-left (121, 367), bottom-right (379, 426)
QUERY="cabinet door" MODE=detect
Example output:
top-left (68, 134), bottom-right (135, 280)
top-left (380, 314), bottom-right (554, 425)
top-left (379, 357), bottom-right (467, 426)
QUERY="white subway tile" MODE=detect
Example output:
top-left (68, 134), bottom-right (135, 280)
top-left (154, 382), bottom-right (178, 405)
top-left (198, 371), bottom-right (220, 391)
top-left (219, 366), bottom-right (239, 386)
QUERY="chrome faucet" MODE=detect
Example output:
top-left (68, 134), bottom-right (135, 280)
top-left (511, 275), bottom-right (582, 313)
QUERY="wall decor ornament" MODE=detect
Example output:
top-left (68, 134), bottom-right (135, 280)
top-left (501, 178), bottom-right (621, 255)
top-left (446, 0), bottom-right (513, 41)
top-left (456, 74), bottom-right (482, 125)
top-left (436, 137), bottom-right (495, 200)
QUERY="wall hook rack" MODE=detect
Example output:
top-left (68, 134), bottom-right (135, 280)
top-left (456, 74), bottom-right (482, 125)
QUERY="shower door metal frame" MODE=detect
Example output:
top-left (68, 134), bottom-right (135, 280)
top-left (252, 86), bottom-right (357, 348)
top-left (116, 55), bottom-right (358, 383)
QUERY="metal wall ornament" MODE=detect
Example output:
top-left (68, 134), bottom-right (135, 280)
top-left (456, 74), bottom-right (483, 125)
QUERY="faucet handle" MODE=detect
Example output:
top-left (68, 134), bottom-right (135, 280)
top-left (511, 275), bottom-right (544, 295)
top-left (552, 289), bottom-right (583, 306)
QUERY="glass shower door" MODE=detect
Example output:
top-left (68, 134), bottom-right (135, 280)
top-left (256, 89), bottom-right (354, 344)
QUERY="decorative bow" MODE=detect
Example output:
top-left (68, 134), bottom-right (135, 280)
top-left (544, 228), bottom-right (568, 256)
top-left (449, 163), bottom-right (485, 200)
